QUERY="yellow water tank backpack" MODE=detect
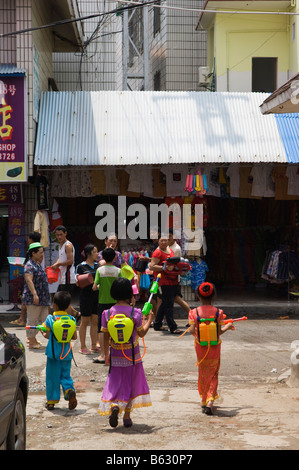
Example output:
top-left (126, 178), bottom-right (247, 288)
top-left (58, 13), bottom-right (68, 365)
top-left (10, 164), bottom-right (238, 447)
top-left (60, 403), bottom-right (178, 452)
top-left (52, 314), bottom-right (77, 343)
top-left (107, 307), bottom-right (137, 365)
top-left (107, 308), bottom-right (134, 344)
top-left (197, 309), bottom-right (219, 346)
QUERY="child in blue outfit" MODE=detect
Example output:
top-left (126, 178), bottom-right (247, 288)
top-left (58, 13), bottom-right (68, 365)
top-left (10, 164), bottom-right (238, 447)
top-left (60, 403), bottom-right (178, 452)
top-left (42, 290), bottom-right (78, 411)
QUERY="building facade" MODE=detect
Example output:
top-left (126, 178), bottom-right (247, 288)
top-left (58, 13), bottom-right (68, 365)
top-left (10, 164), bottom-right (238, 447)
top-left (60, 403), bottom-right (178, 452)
top-left (197, 0), bottom-right (299, 92)
top-left (52, 0), bottom-right (207, 92)
top-left (0, 0), bottom-right (82, 301)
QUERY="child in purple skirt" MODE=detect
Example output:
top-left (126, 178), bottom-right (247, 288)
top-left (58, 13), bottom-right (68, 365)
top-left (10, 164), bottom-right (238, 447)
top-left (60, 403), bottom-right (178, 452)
top-left (98, 277), bottom-right (154, 428)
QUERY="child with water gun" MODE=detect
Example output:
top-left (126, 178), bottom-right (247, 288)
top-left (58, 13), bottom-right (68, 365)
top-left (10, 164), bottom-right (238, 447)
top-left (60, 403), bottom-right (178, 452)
top-left (98, 277), bottom-right (154, 428)
top-left (37, 290), bottom-right (77, 411)
top-left (188, 282), bottom-right (234, 415)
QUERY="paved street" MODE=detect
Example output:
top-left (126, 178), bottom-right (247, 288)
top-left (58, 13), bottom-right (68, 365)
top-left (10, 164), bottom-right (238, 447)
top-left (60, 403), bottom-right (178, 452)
top-left (2, 310), bottom-right (299, 452)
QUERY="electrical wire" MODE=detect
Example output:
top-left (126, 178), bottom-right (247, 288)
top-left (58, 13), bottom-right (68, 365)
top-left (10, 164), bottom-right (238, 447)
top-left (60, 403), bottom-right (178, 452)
top-left (0, 0), bottom-right (159, 39)
top-left (1, 0), bottom-right (299, 40)
top-left (116, 0), bottom-right (299, 16)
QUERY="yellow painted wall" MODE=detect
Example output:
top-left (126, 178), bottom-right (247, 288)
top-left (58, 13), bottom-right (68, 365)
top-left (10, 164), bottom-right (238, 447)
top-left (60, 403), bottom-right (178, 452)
top-left (208, 11), bottom-right (292, 90)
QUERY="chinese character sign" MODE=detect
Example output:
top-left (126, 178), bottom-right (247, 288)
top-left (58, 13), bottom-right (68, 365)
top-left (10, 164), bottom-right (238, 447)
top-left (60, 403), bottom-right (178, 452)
top-left (8, 204), bottom-right (25, 281)
top-left (0, 76), bottom-right (26, 182)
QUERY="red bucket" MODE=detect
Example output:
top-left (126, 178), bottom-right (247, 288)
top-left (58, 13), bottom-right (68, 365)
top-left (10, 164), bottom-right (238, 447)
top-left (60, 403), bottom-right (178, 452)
top-left (46, 267), bottom-right (60, 284)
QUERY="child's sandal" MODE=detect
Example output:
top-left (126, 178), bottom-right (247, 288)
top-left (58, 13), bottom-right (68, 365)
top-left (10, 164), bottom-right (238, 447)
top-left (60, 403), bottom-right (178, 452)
top-left (45, 403), bottom-right (55, 410)
top-left (109, 406), bottom-right (119, 428)
top-left (68, 390), bottom-right (77, 410)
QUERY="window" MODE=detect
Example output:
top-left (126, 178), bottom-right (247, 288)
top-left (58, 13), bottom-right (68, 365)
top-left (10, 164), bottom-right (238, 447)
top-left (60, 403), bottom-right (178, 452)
top-left (154, 71), bottom-right (161, 90)
top-left (128, 8), bottom-right (143, 67)
top-left (153, 1), bottom-right (161, 36)
top-left (252, 57), bottom-right (277, 92)
top-left (292, 22), bottom-right (296, 41)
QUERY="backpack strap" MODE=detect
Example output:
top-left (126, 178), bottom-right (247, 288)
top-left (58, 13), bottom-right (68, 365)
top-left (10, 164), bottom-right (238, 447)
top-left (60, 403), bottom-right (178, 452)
top-left (215, 309), bottom-right (219, 339)
top-left (107, 309), bottom-right (112, 374)
top-left (196, 307), bottom-right (201, 342)
top-left (130, 307), bottom-right (135, 365)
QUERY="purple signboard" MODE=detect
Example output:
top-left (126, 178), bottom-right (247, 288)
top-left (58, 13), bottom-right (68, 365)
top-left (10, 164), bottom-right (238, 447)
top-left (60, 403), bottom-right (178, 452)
top-left (0, 183), bottom-right (22, 204)
top-left (8, 204), bottom-right (25, 302)
top-left (0, 75), bottom-right (26, 182)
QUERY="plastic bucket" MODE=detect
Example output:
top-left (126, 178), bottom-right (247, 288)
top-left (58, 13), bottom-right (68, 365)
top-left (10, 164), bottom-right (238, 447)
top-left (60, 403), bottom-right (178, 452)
top-left (120, 265), bottom-right (135, 280)
top-left (46, 267), bottom-right (60, 284)
top-left (134, 258), bottom-right (148, 273)
top-left (77, 273), bottom-right (94, 288)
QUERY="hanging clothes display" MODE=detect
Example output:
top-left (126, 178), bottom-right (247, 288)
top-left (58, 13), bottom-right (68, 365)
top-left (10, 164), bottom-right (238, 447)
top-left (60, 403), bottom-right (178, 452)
top-left (261, 248), bottom-right (299, 283)
top-left (189, 258), bottom-right (209, 291)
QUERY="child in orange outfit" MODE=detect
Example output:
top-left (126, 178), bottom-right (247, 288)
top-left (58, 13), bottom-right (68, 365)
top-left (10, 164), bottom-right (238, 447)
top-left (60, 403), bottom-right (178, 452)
top-left (188, 282), bottom-right (233, 415)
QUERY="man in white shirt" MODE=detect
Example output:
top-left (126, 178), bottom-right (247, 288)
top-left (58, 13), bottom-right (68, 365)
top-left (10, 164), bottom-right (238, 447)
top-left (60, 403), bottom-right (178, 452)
top-left (51, 225), bottom-right (78, 317)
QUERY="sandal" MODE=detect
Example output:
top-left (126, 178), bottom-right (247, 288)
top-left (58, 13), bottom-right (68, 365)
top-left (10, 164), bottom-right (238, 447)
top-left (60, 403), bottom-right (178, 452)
top-left (29, 343), bottom-right (45, 349)
top-left (123, 418), bottom-right (133, 428)
top-left (45, 403), bottom-right (55, 410)
top-left (79, 349), bottom-right (91, 355)
top-left (171, 329), bottom-right (183, 335)
top-left (109, 406), bottom-right (119, 428)
top-left (93, 357), bottom-right (105, 364)
top-left (68, 390), bottom-right (77, 410)
top-left (9, 320), bottom-right (25, 326)
top-left (205, 402), bottom-right (214, 415)
top-left (90, 347), bottom-right (101, 353)
top-left (155, 326), bottom-right (168, 331)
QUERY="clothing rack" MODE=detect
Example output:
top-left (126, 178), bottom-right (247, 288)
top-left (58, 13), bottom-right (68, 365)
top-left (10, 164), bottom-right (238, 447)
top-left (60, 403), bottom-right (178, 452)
top-left (261, 245), bottom-right (299, 300)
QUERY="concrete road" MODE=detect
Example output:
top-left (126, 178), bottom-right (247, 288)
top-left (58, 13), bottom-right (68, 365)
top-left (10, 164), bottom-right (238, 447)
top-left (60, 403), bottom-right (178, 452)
top-left (2, 316), bottom-right (299, 452)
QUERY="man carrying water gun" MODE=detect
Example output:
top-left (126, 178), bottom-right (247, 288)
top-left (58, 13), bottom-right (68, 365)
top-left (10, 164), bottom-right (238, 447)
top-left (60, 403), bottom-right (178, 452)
top-left (149, 234), bottom-right (190, 335)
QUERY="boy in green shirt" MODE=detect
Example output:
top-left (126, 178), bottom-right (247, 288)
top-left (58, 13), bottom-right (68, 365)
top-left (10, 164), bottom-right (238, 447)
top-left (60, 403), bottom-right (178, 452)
top-left (92, 248), bottom-right (122, 363)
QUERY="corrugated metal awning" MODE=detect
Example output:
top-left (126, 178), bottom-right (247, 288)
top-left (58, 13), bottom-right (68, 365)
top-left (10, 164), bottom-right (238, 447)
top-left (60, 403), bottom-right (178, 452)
top-left (0, 64), bottom-right (26, 76)
top-left (34, 90), bottom-right (297, 166)
top-left (260, 73), bottom-right (299, 115)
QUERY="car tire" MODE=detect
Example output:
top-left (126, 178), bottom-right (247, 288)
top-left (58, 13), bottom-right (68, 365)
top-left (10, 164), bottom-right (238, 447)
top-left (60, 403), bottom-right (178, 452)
top-left (6, 388), bottom-right (26, 450)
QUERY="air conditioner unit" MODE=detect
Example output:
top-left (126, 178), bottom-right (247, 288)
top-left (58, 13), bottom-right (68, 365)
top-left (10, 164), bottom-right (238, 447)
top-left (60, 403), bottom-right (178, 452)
top-left (198, 66), bottom-right (211, 85)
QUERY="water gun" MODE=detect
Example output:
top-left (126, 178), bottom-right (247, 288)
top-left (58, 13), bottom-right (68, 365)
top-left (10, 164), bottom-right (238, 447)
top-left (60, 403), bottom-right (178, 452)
top-left (223, 316), bottom-right (247, 330)
top-left (163, 257), bottom-right (191, 279)
top-left (25, 324), bottom-right (47, 333)
top-left (142, 273), bottom-right (161, 316)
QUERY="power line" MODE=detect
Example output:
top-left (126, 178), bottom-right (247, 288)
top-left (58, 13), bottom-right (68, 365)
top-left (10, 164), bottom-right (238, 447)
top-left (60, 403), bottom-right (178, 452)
top-left (0, 0), bottom-right (298, 40)
top-left (115, 0), bottom-right (299, 17)
top-left (0, 0), bottom-right (159, 39)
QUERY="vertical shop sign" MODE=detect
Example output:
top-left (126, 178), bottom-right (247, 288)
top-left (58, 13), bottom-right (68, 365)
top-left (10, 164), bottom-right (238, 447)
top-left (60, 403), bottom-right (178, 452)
top-left (0, 183), bottom-right (22, 204)
top-left (8, 203), bottom-right (25, 280)
top-left (0, 75), bottom-right (26, 182)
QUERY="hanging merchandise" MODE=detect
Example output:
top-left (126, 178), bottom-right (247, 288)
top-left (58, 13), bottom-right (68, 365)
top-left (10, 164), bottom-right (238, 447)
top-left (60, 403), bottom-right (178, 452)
top-left (33, 210), bottom-right (50, 247)
top-left (36, 174), bottom-right (49, 210)
top-left (161, 165), bottom-right (188, 196)
top-left (261, 247), bottom-right (299, 284)
top-left (184, 169), bottom-right (209, 195)
top-left (190, 258), bottom-right (209, 291)
top-left (49, 199), bottom-right (63, 232)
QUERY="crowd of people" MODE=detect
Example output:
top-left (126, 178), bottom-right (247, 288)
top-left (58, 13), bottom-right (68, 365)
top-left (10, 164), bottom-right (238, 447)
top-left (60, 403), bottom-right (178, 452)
top-left (10, 226), bottom-right (232, 423)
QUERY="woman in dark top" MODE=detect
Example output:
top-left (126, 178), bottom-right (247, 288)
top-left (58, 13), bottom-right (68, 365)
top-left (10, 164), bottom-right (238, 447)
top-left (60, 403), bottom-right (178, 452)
top-left (76, 244), bottom-right (99, 354)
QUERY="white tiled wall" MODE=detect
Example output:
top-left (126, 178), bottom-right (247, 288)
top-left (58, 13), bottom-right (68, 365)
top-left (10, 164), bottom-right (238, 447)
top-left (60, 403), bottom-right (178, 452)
top-left (53, 0), bottom-right (119, 91)
top-left (0, 0), bottom-right (16, 64)
top-left (52, 0), bottom-right (207, 92)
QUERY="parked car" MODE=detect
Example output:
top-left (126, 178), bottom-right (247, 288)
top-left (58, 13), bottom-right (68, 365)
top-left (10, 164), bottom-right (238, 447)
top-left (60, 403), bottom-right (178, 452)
top-left (0, 321), bottom-right (28, 450)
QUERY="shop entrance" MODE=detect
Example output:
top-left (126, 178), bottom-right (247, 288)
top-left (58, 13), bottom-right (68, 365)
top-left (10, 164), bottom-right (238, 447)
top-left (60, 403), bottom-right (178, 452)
top-left (53, 195), bottom-right (299, 309)
top-left (204, 197), bottom-right (299, 303)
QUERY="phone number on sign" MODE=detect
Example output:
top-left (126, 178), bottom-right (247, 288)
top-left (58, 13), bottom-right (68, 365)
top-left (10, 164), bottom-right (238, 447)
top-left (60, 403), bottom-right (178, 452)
top-left (0, 153), bottom-right (15, 160)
